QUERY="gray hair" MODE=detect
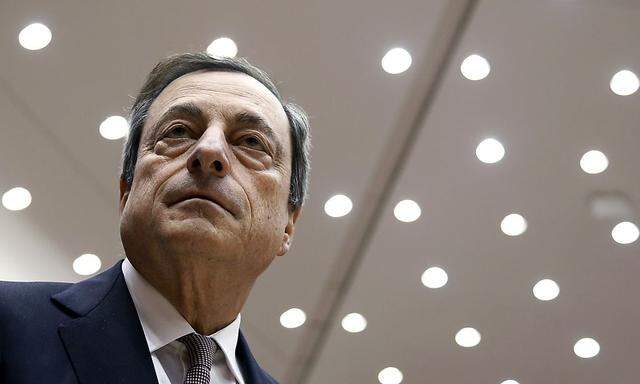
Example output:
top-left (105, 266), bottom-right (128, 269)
top-left (120, 52), bottom-right (311, 212)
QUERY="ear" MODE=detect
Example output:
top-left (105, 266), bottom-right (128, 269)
top-left (119, 175), bottom-right (131, 214)
top-left (276, 206), bottom-right (302, 257)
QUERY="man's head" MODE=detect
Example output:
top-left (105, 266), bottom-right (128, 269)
top-left (118, 53), bottom-right (311, 285)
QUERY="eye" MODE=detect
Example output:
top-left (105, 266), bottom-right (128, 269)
top-left (239, 135), bottom-right (267, 151)
top-left (164, 124), bottom-right (191, 139)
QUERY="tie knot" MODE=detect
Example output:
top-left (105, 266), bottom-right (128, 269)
top-left (178, 332), bottom-right (218, 369)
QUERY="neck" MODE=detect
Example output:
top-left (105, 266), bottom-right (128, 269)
top-left (130, 255), bottom-right (255, 335)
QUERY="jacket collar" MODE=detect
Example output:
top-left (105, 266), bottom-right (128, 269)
top-left (52, 260), bottom-right (158, 384)
top-left (51, 259), bottom-right (275, 384)
top-left (236, 331), bottom-right (278, 384)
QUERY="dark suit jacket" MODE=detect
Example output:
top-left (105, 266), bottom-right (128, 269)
top-left (0, 259), bottom-right (278, 384)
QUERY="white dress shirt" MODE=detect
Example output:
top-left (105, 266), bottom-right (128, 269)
top-left (122, 258), bottom-right (245, 384)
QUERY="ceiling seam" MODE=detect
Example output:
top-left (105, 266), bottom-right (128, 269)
top-left (285, 1), bottom-right (481, 382)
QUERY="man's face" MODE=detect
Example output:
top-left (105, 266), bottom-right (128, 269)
top-left (119, 70), bottom-right (300, 278)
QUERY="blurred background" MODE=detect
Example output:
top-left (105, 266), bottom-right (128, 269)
top-left (1, 0), bottom-right (639, 383)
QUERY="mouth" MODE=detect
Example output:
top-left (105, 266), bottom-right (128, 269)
top-left (173, 194), bottom-right (232, 216)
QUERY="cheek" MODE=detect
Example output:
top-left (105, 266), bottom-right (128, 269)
top-left (253, 173), bottom-right (289, 216)
top-left (245, 173), bottom-right (290, 240)
top-left (126, 156), bottom-right (172, 214)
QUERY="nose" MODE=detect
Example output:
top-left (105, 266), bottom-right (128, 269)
top-left (186, 127), bottom-right (231, 178)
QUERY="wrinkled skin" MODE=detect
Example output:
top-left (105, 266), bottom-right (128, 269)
top-left (119, 70), bottom-right (301, 334)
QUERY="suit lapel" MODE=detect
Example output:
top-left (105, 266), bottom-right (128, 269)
top-left (236, 330), bottom-right (273, 384)
top-left (52, 260), bottom-right (158, 384)
top-left (52, 260), bottom-right (275, 384)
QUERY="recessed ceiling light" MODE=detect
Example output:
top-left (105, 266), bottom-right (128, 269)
top-left (421, 267), bottom-right (448, 289)
top-left (611, 221), bottom-right (639, 245)
top-left (2, 187), bottom-right (32, 211)
top-left (341, 313), bottom-right (367, 333)
top-left (455, 327), bottom-right (481, 347)
top-left (580, 150), bottom-right (608, 174)
top-left (460, 54), bottom-right (491, 81)
top-left (500, 213), bottom-right (527, 236)
top-left (18, 23), bottom-right (52, 50)
top-left (574, 337), bottom-right (600, 358)
top-left (610, 70), bottom-right (639, 96)
top-left (99, 115), bottom-right (129, 140)
top-left (381, 47), bottom-right (412, 74)
top-left (378, 367), bottom-right (403, 384)
top-left (324, 194), bottom-right (353, 217)
top-left (476, 138), bottom-right (505, 164)
top-left (500, 380), bottom-right (520, 384)
top-left (207, 37), bottom-right (238, 58)
top-left (393, 199), bottom-right (421, 223)
top-left (279, 307), bottom-right (306, 329)
top-left (73, 253), bottom-right (102, 276)
top-left (532, 279), bottom-right (560, 301)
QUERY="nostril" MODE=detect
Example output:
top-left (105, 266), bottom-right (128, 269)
top-left (213, 160), bottom-right (223, 172)
top-left (192, 158), bottom-right (201, 169)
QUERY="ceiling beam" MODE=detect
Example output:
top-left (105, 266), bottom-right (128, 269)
top-left (286, 1), bottom-right (480, 382)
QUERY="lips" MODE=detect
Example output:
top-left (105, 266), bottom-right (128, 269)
top-left (182, 195), bottom-right (220, 205)
top-left (171, 190), bottom-right (234, 217)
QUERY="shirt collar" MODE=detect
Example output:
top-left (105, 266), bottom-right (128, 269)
top-left (122, 258), bottom-right (245, 384)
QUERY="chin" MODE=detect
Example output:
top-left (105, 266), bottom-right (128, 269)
top-left (161, 217), bottom-right (219, 239)
top-left (158, 218), bottom-right (237, 254)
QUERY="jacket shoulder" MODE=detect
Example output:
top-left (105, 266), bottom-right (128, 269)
top-left (0, 281), bottom-right (72, 365)
top-left (0, 280), bottom-right (71, 317)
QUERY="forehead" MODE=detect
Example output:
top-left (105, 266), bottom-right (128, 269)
top-left (147, 70), bottom-right (289, 141)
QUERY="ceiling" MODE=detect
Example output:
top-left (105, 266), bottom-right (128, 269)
top-left (1, 0), bottom-right (639, 383)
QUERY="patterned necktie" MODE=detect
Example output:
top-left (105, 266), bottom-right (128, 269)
top-left (178, 332), bottom-right (218, 384)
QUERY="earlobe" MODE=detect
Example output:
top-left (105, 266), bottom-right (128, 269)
top-left (276, 206), bottom-right (302, 257)
top-left (276, 233), bottom-right (291, 257)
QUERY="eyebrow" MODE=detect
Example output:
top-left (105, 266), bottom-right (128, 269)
top-left (152, 102), bottom-right (284, 158)
top-left (152, 102), bottom-right (206, 132)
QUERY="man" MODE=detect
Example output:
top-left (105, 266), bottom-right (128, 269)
top-left (0, 52), bottom-right (311, 384)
